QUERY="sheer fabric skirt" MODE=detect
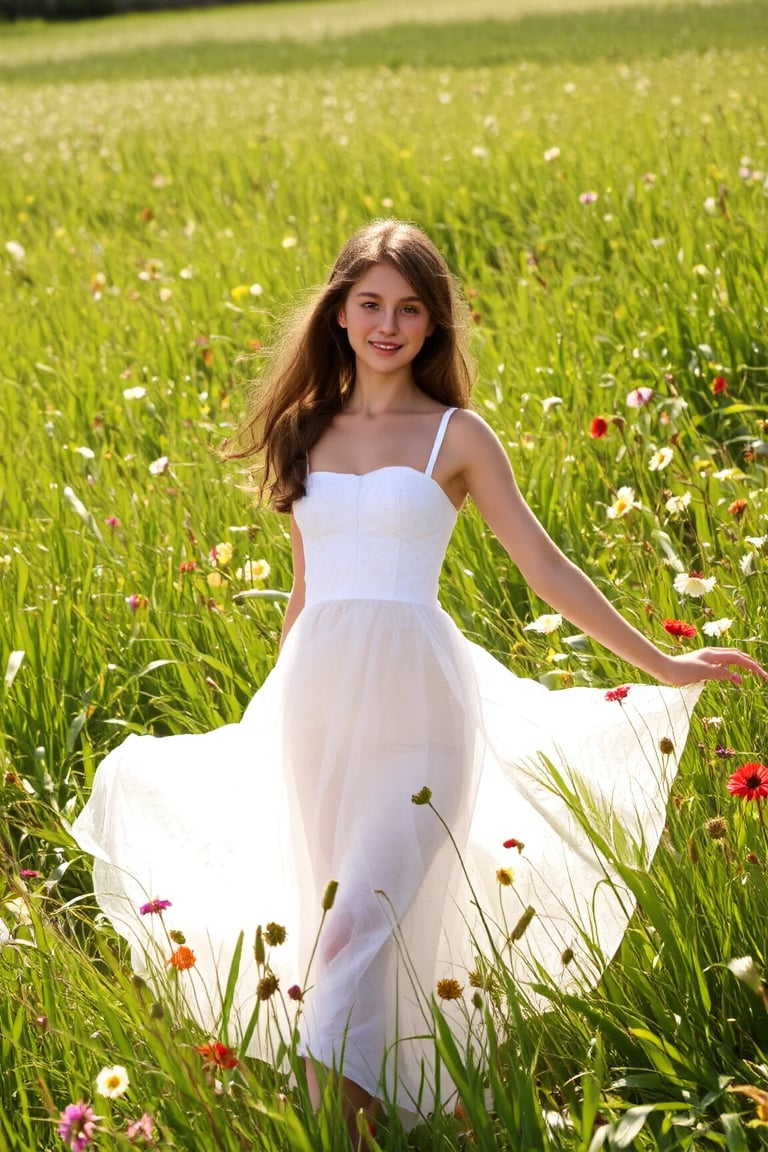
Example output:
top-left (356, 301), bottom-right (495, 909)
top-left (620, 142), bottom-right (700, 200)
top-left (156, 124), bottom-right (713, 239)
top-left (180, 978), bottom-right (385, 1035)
top-left (72, 599), bottom-right (702, 1118)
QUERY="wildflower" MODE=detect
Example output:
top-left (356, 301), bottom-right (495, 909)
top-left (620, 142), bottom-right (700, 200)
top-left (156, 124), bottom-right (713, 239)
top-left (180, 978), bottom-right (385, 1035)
top-left (579, 191), bottom-right (598, 204)
top-left (703, 618), bottom-right (733, 637)
top-left (729, 498), bottom-right (748, 518)
top-left (543, 146), bottom-right (561, 161)
top-left (95, 1065), bottom-right (130, 1099)
top-left (411, 786), bottom-right (432, 805)
top-left (728, 763), bottom-right (768, 802)
top-left (711, 375), bottom-right (728, 394)
top-left (256, 972), bottom-right (279, 1000)
top-left (705, 816), bottom-right (728, 839)
top-left (662, 619), bottom-right (697, 639)
top-left (5, 240), bottom-right (25, 262)
top-left (281, 236), bottom-right (298, 249)
top-left (648, 446), bottom-right (674, 472)
top-left (139, 898), bottom-right (172, 915)
top-left (730, 1084), bottom-right (768, 1122)
top-left (286, 984), bottom-right (304, 1002)
top-left (712, 467), bottom-right (744, 481)
top-left (196, 1041), bottom-right (238, 1071)
top-left (524, 613), bottom-right (562, 634)
top-left (702, 716), bottom-right (724, 729)
top-left (715, 747), bottom-right (736, 758)
top-left (728, 956), bottom-right (763, 993)
top-left (209, 542), bottom-right (233, 567)
top-left (253, 925), bottom-right (265, 965)
top-left (503, 838), bottom-right (524, 851)
top-left (542, 395), bottom-right (563, 414)
top-left (626, 386), bottom-right (653, 408)
top-left (178, 559), bottom-right (197, 573)
top-left (659, 737), bottom-right (675, 755)
top-left (703, 196), bottom-right (718, 215)
top-left (169, 929), bottom-right (186, 944)
top-left (496, 868), bottom-right (514, 886)
top-left (126, 1113), bottom-right (155, 1141)
top-left (665, 491), bottom-right (691, 516)
top-left (264, 922), bottom-right (287, 947)
top-left (673, 571), bottom-right (717, 598)
top-left (207, 572), bottom-right (224, 589)
top-left (606, 486), bottom-right (639, 519)
top-left (105, 516), bottom-right (120, 529)
top-left (589, 417), bottom-right (608, 438)
top-left (236, 558), bottom-right (270, 582)
top-left (605, 685), bottom-right (630, 702)
top-left (125, 594), bottom-right (149, 613)
top-left (509, 905), bottom-right (536, 941)
top-left (58, 1101), bottom-right (99, 1151)
top-left (123, 386), bottom-right (147, 400)
top-left (19, 869), bottom-right (41, 878)
top-left (436, 978), bottom-right (464, 1001)
top-left (148, 455), bottom-right (169, 476)
top-left (167, 946), bottom-right (196, 970)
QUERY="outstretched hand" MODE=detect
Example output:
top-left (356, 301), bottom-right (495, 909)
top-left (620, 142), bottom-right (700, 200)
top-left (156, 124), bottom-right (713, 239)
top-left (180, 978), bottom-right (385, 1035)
top-left (663, 647), bottom-right (768, 688)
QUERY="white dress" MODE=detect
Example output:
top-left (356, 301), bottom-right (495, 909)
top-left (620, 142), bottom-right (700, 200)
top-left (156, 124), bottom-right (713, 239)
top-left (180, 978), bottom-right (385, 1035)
top-left (72, 408), bottom-right (702, 1121)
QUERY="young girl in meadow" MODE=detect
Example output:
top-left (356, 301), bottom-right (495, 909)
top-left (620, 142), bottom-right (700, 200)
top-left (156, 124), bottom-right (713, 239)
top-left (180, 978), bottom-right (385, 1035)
top-left (73, 219), bottom-right (767, 1139)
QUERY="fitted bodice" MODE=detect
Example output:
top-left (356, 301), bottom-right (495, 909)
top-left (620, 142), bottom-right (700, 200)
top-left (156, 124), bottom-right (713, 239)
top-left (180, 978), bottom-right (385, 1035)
top-left (293, 466), bottom-right (458, 606)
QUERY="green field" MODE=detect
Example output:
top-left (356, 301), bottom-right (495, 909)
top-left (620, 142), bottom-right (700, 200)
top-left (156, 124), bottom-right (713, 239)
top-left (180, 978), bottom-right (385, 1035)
top-left (2, 0), bottom-right (768, 1147)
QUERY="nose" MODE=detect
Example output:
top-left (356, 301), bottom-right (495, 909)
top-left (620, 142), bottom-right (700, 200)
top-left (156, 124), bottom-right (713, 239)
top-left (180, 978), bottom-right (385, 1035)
top-left (378, 309), bottom-right (398, 334)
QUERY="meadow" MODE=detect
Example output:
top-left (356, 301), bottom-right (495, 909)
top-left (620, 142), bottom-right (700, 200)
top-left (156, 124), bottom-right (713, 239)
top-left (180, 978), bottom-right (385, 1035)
top-left (1, 0), bottom-right (768, 1146)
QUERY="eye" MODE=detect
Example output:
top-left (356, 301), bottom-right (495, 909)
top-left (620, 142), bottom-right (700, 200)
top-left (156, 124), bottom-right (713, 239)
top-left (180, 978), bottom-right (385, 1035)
top-left (401, 305), bottom-right (420, 315)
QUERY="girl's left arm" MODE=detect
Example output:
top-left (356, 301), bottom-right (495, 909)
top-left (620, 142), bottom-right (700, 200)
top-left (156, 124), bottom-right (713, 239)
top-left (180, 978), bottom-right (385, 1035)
top-left (456, 412), bottom-right (767, 688)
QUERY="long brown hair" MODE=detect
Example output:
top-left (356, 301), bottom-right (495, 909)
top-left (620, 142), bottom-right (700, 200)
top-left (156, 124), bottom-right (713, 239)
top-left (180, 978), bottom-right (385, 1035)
top-left (225, 219), bottom-right (475, 511)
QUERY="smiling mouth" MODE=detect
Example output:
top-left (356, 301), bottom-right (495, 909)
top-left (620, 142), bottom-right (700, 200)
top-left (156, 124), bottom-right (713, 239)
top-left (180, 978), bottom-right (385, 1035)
top-left (369, 341), bottom-right (403, 351)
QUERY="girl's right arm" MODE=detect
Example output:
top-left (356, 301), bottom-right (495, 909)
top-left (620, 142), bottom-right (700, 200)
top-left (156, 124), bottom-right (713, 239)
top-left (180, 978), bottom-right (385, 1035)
top-left (279, 514), bottom-right (306, 649)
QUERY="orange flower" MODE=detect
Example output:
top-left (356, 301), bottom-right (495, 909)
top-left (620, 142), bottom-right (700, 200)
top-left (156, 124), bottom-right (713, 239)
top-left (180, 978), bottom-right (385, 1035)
top-left (196, 1041), bottom-right (238, 1071)
top-left (728, 498), bottom-right (748, 518)
top-left (167, 946), bottom-right (196, 971)
top-left (436, 978), bottom-right (463, 1001)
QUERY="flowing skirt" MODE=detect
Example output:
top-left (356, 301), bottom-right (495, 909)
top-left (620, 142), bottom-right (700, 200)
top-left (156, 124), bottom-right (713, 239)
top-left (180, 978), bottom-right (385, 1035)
top-left (71, 599), bottom-right (702, 1119)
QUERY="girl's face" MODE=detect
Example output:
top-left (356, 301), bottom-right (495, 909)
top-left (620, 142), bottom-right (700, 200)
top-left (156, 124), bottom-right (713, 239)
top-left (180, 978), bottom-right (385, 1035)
top-left (338, 262), bottom-right (434, 378)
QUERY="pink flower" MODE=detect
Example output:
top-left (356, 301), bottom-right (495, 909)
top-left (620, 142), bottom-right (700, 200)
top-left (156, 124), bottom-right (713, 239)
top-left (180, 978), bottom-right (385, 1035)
top-left (19, 869), bottom-right (41, 878)
top-left (105, 516), bottom-right (120, 529)
top-left (125, 594), bottom-right (149, 613)
top-left (126, 1112), bottom-right (155, 1142)
top-left (625, 386), bottom-right (653, 408)
top-left (579, 190), bottom-right (598, 204)
top-left (605, 685), bottom-right (630, 702)
top-left (58, 1101), bottom-right (99, 1151)
top-left (139, 898), bottom-right (172, 915)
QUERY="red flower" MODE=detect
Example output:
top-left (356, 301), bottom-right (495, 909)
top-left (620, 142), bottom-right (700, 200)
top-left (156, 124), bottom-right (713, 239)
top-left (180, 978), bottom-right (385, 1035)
top-left (286, 984), bottom-right (304, 1002)
top-left (662, 619), bottom-right (697, 638)
top-left (196, 1041), bottom-right (238, 1071)
top-left (167, 946), bottom-right (196, 971)
top-left (711, 375), bottom-right (728, 394)
top-left (605, 685), bottom-right (630, 702)
top-left (503, 838), bottom-right (525, 852)
top-left (728, 498), bottom-right (748, 518)
top-left (727, 762), bottom-right (768, 802)
top-left (589, 417), bottom-right (608, 439)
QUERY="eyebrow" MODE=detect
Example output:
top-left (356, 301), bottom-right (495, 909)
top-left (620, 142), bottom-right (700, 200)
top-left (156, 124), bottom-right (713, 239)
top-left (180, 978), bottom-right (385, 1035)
top-left (354, 291), bottom-right (423, 302)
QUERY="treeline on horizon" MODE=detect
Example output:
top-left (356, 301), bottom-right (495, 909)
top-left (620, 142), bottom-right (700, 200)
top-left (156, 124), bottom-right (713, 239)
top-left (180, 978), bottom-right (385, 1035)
top-left (0, 0), bottom-right (303, 21)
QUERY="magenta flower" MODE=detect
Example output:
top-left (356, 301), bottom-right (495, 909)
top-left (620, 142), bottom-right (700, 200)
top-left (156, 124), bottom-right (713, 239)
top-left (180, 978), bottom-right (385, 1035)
top-left (139, 898), bottom-right (172, 915)
top-left (105, 516), bottom-right (120, 529)
top-left (20, 869), bottom-right (41, 878)
top-left (605, 685), bottom-right (630, 702)
top-left (126, 1112), bottom-right (156, 1141)
top-left (58, 1101), bottom-right (99, 1151)
top-left (125, 594), bottom-right (149, 613)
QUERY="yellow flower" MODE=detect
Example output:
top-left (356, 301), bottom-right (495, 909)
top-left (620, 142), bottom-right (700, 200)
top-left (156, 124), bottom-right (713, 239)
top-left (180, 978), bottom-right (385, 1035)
top-left (209, 542), bottom-right (233, 567)
top-left (496, 868), bottom-right (514, 886)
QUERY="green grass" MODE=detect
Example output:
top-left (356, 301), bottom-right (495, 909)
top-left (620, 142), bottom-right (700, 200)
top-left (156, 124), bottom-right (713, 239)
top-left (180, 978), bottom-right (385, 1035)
top-left (2, 0), bottom-right (768, 1147)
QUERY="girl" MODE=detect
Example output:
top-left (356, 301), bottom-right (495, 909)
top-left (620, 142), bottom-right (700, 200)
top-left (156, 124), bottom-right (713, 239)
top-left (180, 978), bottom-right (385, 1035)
top-left (73, 219), bottom-right (767, 1140)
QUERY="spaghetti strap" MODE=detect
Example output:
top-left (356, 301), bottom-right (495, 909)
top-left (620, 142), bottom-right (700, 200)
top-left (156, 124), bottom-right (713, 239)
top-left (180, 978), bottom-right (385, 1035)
top-left (424, 408), bottom-right (456, 478)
